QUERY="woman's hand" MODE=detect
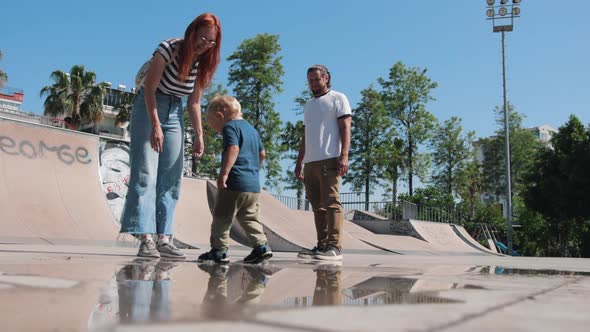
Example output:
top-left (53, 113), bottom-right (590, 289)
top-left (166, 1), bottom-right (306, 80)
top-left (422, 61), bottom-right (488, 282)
top-left (150, 125), bottom-right (164, 153)
top-left (193, 134), bottom-right (204, 158)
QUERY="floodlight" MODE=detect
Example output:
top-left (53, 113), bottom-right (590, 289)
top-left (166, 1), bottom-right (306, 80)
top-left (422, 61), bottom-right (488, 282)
top-left (487, 0), bottom-right (495, 6)
top-left (499, 7), bottom-right (508, 16)
top-left (512, 7), bottom-right (520, 15)
top-left (486, 9), bottom-right (495, 17)
top-left (513, 0), bottom-right (521, 4)
top-left (500, 0), bottom-right (509, 4)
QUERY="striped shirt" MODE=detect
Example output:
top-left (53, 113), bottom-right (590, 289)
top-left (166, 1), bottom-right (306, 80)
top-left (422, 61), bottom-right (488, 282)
top-left (154, 39), bottom-right (199, 97)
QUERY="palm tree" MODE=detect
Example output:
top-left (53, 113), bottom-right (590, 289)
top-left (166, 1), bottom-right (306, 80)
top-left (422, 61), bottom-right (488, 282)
top-left (114, 93), bottom-right (133, 127)
top-left (0, 49), bottom-right (8, 89)
top-left (40, 65), bottom-right (106, 129)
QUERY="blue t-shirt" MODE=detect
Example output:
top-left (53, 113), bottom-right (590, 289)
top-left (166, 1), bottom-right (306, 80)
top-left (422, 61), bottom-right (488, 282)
top-left (222, 119), bottom-right (264, 193)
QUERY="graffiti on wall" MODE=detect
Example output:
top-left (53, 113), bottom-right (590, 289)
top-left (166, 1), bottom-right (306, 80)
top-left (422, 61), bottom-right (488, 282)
top-left (0, 135), bottom-right (92, 165)
top-left (99, 140), bottom-right (130, 222)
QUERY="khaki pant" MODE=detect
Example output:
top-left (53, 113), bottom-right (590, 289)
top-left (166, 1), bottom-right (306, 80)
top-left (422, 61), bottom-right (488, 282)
top-left (304, 158), bottom-right (344, 250)
top-left (210, 190), bottom-right (268, 250)
top-left (313, 268), bottom-right (342, 305)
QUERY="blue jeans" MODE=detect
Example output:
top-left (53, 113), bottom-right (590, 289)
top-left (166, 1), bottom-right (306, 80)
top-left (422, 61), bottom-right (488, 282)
top-left (120, 89), bottom-right (184, 235)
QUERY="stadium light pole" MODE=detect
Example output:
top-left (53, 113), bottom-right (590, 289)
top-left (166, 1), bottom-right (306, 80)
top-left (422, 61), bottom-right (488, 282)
top-left (485, 0), bottom-right (521, 255)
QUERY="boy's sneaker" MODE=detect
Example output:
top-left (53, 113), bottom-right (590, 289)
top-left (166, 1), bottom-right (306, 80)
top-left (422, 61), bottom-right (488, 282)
top-left (243, 244), bottom-right (273, 264)
top-left (313, 246), bottom-right (343, 261)
top-left (157, 242), bottom-right (186, 259)
top-left (137, 239), bottom-right (160, 258)
top-left (297, 246), bottom-right (325, 259)
top-left (198, 262), bottom-right (229, 278)
top-left (198, 249), bottom-right (230, 264)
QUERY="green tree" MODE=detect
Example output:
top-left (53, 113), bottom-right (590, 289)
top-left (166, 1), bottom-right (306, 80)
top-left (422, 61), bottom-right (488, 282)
top-left (227, 33), bottom-right (285, 189)
top-left (344, 85), bottom-right (389, 209)
top-left (114, 93), bottom-right (133, 127)
top-left (280, 88), bottom-right (311, 208)
top-left (40, 65), bottom-right (107, 129)
top-left (379, 137), bottom-right (405, 207)
top-left (378, 61), bottom-right (438, 196)
top-left (455, 160), bottom-right (484, 219)
top-left (430, 116), bottom-right (475, 196)
top-left (113, 93), bottom-right (134, 137)
top-left (281, 120), bottom-right (305, 208)
top-left (185, 82), bottom-right (227, 178)
top-left (481, 103), bottom-right (542, 197)
top-left (523, 115), bottom-right (590, 256)
top-left (0, 50), bottom-right (7, 89)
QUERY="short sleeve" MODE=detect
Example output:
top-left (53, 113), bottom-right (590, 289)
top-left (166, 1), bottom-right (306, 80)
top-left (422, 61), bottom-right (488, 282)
top-left (153, 39), bottom-right (176, 63)
top-left (336, 93), bottom-right (352, 118)
top-left (222, 124), bottom-right (239, 148)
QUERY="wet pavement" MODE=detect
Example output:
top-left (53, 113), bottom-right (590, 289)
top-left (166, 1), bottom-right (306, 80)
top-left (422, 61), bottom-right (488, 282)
top-left (0, 244), bottom-right (589, 331)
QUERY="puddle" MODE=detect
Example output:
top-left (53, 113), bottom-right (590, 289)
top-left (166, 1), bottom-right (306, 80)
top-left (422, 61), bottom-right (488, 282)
top-left (481, 266), bottom-right (590, 276)
top-left (0, 272), bottom-right (79, 289)
top-left (88, 259), bottom-right (480, 330)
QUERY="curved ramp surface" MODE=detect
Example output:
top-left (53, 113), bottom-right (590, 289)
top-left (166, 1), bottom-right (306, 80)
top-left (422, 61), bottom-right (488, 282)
top-left (0, 117), bottom-right (127, 245)
top-left (348, 213), bottom-right (493, 255)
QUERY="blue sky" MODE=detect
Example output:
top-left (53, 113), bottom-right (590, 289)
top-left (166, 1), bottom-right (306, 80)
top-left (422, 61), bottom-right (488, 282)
top-left (2, 0), bottom-right (589, 195)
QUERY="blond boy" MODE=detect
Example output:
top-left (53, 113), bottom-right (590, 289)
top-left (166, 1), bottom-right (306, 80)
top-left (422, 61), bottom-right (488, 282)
top-left (198, 95), bottom-right (272, 264)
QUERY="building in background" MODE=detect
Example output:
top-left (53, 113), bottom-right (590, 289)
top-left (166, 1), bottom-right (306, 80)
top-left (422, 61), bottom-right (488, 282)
top-left (0, 84), bottom-right (134, 140)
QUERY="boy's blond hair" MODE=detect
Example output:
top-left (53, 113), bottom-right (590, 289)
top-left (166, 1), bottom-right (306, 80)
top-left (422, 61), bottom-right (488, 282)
top-left (208, 95), bottom-right (242, 119)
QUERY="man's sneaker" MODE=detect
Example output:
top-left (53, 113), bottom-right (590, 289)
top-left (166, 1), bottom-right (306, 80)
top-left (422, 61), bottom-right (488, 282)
top-left (157, 242), bottom-right (186, 260)
top-left (198, 249), bottom-right (230, 264)
top-left (297, 246), bottom-right (324, 259)
top-left (313, 246), bottom-right (343, 261)
top-left (137, 239), bottom-right (160, 258)
top-left (243, 244), bottom-right (273, 264)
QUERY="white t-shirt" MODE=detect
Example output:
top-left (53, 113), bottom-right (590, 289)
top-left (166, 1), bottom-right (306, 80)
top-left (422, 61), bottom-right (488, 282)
top-left (303, 90), bottom-right (352, 163)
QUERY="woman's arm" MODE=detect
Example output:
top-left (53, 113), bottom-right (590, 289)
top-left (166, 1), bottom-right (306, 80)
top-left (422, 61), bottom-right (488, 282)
top-left (143, 53), bottom-right (166, 153)
top-left (187, 83), bottom-right (204, 158)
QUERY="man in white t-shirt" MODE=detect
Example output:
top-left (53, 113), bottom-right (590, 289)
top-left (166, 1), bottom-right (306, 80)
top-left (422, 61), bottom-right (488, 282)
top-left (294, 64), bottom-right (352, 261)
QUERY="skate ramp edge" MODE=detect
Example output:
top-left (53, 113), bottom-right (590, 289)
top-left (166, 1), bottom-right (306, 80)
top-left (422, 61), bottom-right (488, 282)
top-left (451, 225), bottom-right (502, 256)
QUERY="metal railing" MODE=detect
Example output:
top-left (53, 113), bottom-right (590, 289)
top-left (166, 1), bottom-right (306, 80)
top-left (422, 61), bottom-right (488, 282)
top-left (272, 194), bottom-right (309, 210)
top-left (269, 191), bottom-right (468, 224)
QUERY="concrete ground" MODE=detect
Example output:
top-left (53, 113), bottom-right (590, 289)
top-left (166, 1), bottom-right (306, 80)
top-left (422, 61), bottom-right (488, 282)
top-left (0, 244), bottom-right (589, 332)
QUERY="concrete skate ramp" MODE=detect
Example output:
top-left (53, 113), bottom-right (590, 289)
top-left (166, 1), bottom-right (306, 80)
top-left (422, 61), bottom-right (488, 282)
top-left (0, 117), bottom-right (221, 248)
top-left (343, 220), bottom-right (441, 255)
top-left (349, 215), bottom-right (494, 255)
top-left (0, 117), bottom-right (127, 245)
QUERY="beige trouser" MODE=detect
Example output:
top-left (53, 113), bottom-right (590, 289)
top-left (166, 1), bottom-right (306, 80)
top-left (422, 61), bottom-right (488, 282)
top-left (313, 269), bottom-right (342, 305)
top-left (304, 158), bottom-right (344, 251)
top-left (210, 190), bottom-right (268, 251)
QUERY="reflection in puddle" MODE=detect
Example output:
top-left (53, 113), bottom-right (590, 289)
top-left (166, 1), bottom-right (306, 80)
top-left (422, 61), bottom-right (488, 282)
top-left (482, 266), bottom-right (590, 276)
top-left (89, 260), bottom-right (475, 330)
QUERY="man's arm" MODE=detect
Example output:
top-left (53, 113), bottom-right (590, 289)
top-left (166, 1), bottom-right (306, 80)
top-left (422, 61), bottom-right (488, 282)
top-left (218, 145), bottom-right (239, 189)
top-left (337, 115), bottom-right (351, 176)
top-left (294, 129), bottom-right (305, 181)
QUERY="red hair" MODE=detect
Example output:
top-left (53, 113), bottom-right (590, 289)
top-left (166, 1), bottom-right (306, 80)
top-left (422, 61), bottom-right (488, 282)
top-left (178, 13), bottom-right (222, 89)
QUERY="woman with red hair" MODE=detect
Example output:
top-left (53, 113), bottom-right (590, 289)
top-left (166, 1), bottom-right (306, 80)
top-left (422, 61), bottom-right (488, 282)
top-left (120, 13), bottom-right (222, 259)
